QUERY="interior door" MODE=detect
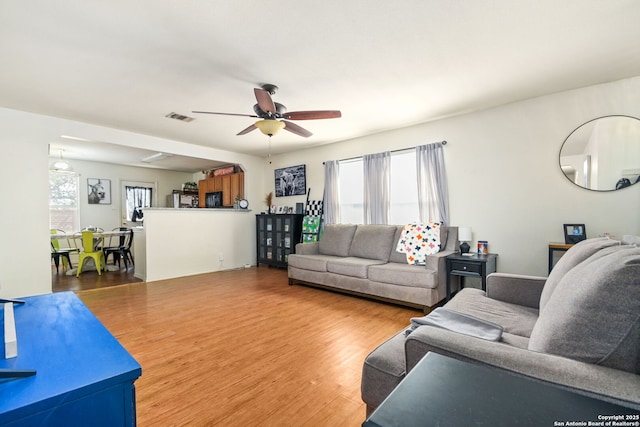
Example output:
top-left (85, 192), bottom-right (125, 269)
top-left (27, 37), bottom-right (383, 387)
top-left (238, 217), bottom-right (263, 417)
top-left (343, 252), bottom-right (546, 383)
top-left (120, 180), bottom-right (157, 226)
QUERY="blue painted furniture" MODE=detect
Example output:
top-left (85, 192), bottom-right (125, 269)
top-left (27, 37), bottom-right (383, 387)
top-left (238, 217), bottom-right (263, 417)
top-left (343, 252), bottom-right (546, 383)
top-left (1, 292), bottom-right (141, 426)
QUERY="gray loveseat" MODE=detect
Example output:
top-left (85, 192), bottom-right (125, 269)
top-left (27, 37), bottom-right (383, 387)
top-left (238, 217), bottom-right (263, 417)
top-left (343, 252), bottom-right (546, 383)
top-left (288, 224), bottom-right (459, 312)
top-left (361, 237), bottom-right (640, 415)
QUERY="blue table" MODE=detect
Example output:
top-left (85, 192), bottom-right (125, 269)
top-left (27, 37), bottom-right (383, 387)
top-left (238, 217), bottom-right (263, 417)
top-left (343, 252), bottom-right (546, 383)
top-left (1, 292), bottom-right (141, 426)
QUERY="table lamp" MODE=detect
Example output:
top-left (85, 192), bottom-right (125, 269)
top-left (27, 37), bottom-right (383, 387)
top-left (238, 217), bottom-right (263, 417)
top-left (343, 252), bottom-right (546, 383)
top-left (458, 227), bottom-right (472, 254)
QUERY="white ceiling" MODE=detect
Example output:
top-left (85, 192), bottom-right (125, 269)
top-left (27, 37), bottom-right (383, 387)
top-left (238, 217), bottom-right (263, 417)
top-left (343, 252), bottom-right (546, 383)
top-left (2, 0), bottom-right (640, 172)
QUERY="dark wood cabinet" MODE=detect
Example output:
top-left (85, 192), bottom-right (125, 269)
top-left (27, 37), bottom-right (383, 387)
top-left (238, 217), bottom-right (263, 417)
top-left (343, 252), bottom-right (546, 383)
top-left (256, 214), bottom-right (303, 268)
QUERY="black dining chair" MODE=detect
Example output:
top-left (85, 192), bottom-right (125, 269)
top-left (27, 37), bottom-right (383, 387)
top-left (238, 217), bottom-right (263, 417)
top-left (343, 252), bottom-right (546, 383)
top-left (103, 228), bottom-right (134, 270)
top-left (51, 242), bottom-right (73, 273)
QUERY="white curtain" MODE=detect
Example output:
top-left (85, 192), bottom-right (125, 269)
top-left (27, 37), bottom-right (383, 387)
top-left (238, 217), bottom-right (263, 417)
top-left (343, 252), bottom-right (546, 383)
top-left (416, 142), bottom-right (449, 224)
top-left (323, 160), bottom-right (340, 224)
top-left (364, 151), bottom-right (390, 224)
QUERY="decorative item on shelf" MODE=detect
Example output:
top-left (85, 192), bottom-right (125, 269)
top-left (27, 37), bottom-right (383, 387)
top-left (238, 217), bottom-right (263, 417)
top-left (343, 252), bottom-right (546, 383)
top-left (458, 227), bottom-right (472, 255)
top-left (213, 166), bottom-right (235, 176)
top-left (238, 199), bottom-right (249, 209)
top-left (563, 224), bottom-right (587, 244)
top-left (477, 240), bottom-right (488, 255)
top-left (183, 182), bottom-right (198, 192)
top-left (264, 192), bottom-right (273, 212)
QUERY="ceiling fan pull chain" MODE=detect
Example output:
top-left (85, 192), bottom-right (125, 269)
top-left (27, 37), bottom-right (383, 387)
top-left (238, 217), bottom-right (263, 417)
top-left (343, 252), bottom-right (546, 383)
top-left (268, 136), bottom-right (272, 164)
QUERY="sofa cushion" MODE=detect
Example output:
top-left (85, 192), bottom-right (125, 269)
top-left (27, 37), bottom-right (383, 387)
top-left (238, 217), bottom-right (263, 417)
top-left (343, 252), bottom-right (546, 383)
top-left (349, 225), bottom-right (398, 261)
top-left (287, 253), bottom-right (344, 272)
top-left (539, 237), bottom-right (620, 310)
top-left (529, 245), bottom-right (640, 374)
top-left (388, 226), bottom-right (407, 264)
top-left (326, 257), bottom-right (387, 279)
top-left (445, 288), bottom-right (539, 338)
top-left (318, 224), bottom-right (357, 257)
top-left (368, 262), bottom-right (437, 289)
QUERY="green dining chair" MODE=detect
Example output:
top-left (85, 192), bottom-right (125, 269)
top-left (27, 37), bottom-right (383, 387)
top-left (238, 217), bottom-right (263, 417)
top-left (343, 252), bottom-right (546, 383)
top-left (76, 231), bottom-right (106, 277)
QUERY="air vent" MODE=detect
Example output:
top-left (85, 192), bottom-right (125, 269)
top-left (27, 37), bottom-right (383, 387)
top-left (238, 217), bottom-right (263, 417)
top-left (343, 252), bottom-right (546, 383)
top-left (165, 112), bottom-right (195, 122)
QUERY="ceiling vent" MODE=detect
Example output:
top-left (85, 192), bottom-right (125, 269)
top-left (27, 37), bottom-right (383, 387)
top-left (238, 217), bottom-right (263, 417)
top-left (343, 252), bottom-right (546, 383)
top-left (165, 112), bottom-right (195, 122)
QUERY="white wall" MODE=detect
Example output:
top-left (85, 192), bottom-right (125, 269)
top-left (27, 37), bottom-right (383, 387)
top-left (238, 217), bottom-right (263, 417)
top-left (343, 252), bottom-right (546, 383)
top-left (0, 108), bottom-right (264, 298)
top-left (67, 158), bottom-right (194, 230)
top-left (143, 209), bottom-right (256, 282)
top-left (263, 76), bottom-right (640, 276)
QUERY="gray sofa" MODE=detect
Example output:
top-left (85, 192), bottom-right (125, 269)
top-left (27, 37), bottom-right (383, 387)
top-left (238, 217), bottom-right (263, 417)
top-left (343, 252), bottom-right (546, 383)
top-left (288, 224), bottom-right (459, 312)
top-left (361, 236), bottom-right (640, 416)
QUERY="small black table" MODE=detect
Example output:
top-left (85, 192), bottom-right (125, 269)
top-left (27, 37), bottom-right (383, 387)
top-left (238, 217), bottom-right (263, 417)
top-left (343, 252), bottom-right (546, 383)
top-left (363, 352), bottom-right (639, 427)
top-left (445, 253), bottom-right (497, 301)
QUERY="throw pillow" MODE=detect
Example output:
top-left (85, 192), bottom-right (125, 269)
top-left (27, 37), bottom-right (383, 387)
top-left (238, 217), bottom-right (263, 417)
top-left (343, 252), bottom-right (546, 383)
top-left (529, 245), bottom-right (640, 374)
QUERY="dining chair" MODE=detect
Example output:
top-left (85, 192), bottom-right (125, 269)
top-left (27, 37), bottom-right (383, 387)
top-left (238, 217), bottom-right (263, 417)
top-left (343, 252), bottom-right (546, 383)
top-left (51, 242), bottom-right (73, 273)
top-left (50, 229), bottom-right (80, 270)
top-left (75, 231), bottom-right (106, 277)
top-left (103, 227), bottom-right (134, 269)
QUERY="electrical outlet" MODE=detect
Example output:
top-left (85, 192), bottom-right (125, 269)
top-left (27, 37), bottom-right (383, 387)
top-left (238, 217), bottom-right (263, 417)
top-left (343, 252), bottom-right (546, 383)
top-left (219, 253), bottom-right (224, 262)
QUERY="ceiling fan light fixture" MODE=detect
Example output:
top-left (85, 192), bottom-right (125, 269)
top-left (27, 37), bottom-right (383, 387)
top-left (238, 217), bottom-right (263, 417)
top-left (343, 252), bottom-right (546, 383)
top-left (255, 119), bottom-right (285, 136)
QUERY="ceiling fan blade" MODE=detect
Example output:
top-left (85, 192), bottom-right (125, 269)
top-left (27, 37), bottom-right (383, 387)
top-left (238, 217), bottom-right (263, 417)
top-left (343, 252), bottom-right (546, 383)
top-left (282, 110), bottom-right (342, 120)
top-left (282, 120), bottom-right (313, 138)
top-left (192, 111), bottom-right (259, 118)
top-left (254, 88), bottom-right (276, 114)
top-left (237, 124), bottom-right (257, 135)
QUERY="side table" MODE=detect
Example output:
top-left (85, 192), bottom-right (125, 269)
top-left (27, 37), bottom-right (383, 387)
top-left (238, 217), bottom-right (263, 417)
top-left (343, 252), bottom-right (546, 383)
top-left (548, 242), bottom-right (573, 273)
top-left (445, 253), bottom-right (497, 301)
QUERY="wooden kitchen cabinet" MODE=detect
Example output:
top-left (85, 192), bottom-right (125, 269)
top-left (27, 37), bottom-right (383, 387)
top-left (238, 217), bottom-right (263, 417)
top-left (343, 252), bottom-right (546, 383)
top-left (198, 172), bottom-right (244, 207)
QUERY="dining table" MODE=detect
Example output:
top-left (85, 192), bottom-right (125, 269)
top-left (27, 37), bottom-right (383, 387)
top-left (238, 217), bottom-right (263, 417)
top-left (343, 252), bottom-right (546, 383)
top-left (50, 230), bottom-right (130, 274)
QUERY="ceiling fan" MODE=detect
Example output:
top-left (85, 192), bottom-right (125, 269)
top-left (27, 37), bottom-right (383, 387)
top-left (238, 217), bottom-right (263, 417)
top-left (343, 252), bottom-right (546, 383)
top-left (193, 84), bottom-right (341, 138)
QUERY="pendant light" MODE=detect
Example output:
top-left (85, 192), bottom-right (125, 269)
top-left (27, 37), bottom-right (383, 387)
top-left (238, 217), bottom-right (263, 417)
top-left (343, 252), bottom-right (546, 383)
top-left (50, 149), bottom-right (73, 171)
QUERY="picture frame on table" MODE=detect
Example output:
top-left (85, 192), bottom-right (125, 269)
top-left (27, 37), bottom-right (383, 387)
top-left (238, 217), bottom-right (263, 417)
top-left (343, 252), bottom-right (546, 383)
top-left (563, 224), bottom-right (586, 244)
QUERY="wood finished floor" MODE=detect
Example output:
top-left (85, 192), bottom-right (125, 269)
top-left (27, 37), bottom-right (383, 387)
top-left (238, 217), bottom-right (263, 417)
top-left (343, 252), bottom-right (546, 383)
top-left (52, 263), bottom-right (142, 293)
top-left (76, 266), bottom-right (421, 427)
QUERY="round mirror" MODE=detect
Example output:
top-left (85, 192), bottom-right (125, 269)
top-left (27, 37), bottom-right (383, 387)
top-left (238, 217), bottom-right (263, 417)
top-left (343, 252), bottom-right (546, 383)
top-left (559, 115), bottom-right (640, 191)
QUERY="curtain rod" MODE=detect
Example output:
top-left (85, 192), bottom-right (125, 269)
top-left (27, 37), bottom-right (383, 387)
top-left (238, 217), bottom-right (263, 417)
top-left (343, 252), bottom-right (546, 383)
top-left (323, 140), bottom-right (447, 165)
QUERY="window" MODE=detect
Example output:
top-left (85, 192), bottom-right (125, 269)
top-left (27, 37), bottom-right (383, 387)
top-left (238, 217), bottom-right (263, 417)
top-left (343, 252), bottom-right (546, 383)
top-left (49, 171), bottom-right (80, 231)
top-left (337, 150), bottom-right (420, 225)
top-left (389, 150), bottom-right (419, 224)
top-left (338, 159), bottom-right (364, 224)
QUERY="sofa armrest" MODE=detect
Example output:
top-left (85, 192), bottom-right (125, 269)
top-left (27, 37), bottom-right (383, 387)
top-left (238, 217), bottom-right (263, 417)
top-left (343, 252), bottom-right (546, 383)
top-left (425, 249), bottom-right (455, 270)
top-left (404, 326), bottom-right (640, 409)
top-left (294, 242), bottom-right (319, 255)
top-left (485, 273), bottom-right (546, 309)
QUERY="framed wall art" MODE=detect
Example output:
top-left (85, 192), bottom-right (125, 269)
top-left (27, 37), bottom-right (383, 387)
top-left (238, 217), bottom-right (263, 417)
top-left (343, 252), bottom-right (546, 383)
top-left (87, 178), bottom-right (111, 204)
top-left (274, 164), bottom-right (306, 197)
